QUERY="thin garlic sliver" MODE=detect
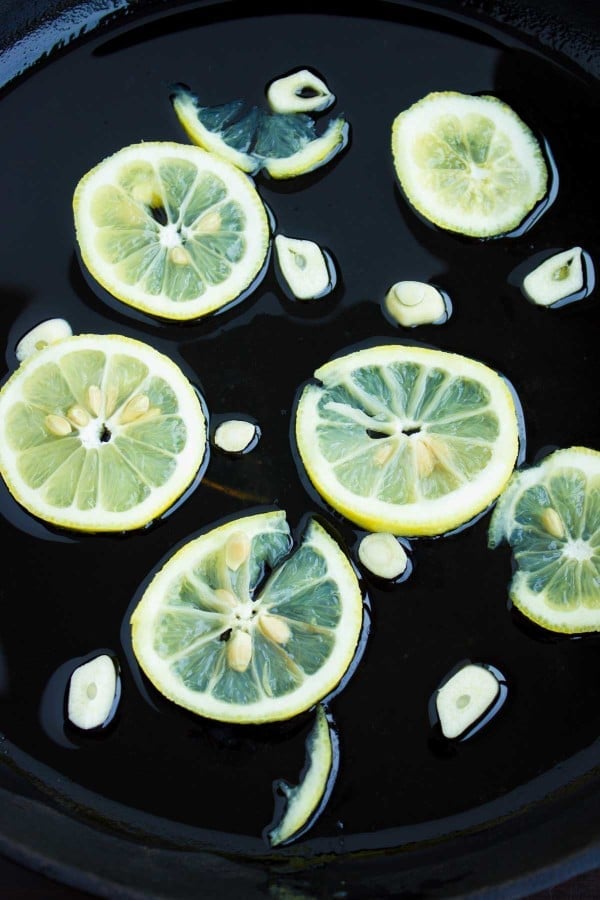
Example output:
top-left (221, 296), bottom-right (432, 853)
top-left (275, 234), bottom-right (333, 300)
top-left (384, 280), bottom-right (447, 326)
top-left (267, 69), bottom-right (335, 114)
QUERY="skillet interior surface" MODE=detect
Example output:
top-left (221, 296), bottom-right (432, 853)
top-left (0, 1), bottom-right (598, 897)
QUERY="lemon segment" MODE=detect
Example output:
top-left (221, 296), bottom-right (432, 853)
top-left (73, 141), bottom-right (270, 321)
top-left (130, 511), bottom-right (363, 724)
top-left (171, 90), bottom-right (258, 173)
top-left (488, 446), bottom-right (600, 633)
top-left (0, 333), bottom-right (207, 532)
top-left (391, 91), bottom-right (548, 237)
top-left (295, 344), bottom-right (520, 537)
top-left (267, 704), bottom-right (334, 846)
top-left (262, 117), bottom-right (348, 179)
top-left (171, 84), bottom-right (348, 180)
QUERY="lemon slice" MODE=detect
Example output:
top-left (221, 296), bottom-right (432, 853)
top-left (130, 510), bottom-right (363, 724)
top-left (295, 344), bottom-right (520, 537)
top-left (267, 704), bottom-right (335, 846)
top-left (488, 446), bottom-right (600, 633)
top-left (0, 333), bottom-right (206, 532)
top-left (73, 141), bottom-right (270, 321)
top-left (391, 91), bottom-right (548, 237)
top-left (171, 84), bottom-right (348, 180)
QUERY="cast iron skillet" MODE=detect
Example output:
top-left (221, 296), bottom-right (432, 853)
top-left (0, 1), bottom-right (598, 897)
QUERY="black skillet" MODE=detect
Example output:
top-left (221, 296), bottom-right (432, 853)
top-left (0, 1), bottom-right (599, 897)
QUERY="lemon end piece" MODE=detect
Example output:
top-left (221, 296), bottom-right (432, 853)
top-left (268, 705), bottom-right (334, 846)
top-left (264, 117), bottom-right (348, 179)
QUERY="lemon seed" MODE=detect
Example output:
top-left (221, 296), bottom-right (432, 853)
top-left (45, 414), bottom-right (72, 436)
top-left (225, 532), bottom-right (251, 571)
top-left (215, 588), bottom-right (238, 608)
top-left (169, 246), bottom-right (191, 265)
top-left (541, 507), bottom-right (566, 540)
top-left (374, 442), bottom-right (394, 466)
top-left (119, 394), bottom-right (150, 424)
top-left (414, 439), bottom-right (436, 477)
top-left (227, 630), bottom-right (252, 672)
top-left (259, 613), bottom-right (291, 645)
top-left (67, 405), bottom-right (90, 428)
top-left (196, 211), bottom-right (221, 234)
top-left (87, 385), bottom-right (103, 417)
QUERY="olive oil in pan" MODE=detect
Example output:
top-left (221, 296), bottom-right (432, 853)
top-left (0, 3), bottom-right (598, 850)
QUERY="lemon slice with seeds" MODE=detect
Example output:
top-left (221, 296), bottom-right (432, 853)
top-left (73, 141), bottom-right (270, 321)
top-left (171, 84), bottom-right (348, 180)
top-left (130, 510), bottom-right (363, 724)
top-left (0, 333), bottom-right (206, 532)
top-left (295, 344), bottom-right (520, 537)
top-left (392, 91), bottom-right (548, 237)
top-left (488, 446), bottom-right (600, 633)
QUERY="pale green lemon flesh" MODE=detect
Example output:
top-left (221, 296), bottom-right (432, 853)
top-left (0, 333), bottom-right (207, 532)
top-left (488, 446), bottom-right (600, 633)
top-left (392, 91), bottom-right (548, 237)
top-left (73, 141), bottom-right (270, 321)
top-left (130, 511), bottom-right (363, 723)
top-left (295, 344), bottom-right (520, 536)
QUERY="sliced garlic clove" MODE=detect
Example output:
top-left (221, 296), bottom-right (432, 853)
top-left (384, 280), bottom-right (447, 326)
top-left (214, 419), bottom-right (258, 454)
top-left (267, 69), bottom-right (335, 114)
top-left (67, 654), bottom-right (118, 730)
top-left (435, 663), bottom-right (499, 739)
top-left (16, 318), bottom-right (73, 362)
top-left (357, 532), bottom-right (408, 580)
top-left (275, 234), bottom-right (334, 300)
top-left (522, 247), bottom-right (584, 306)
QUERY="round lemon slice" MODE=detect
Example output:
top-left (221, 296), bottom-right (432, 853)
top-left (0, 333), bottom-right (206, 532)
top-left (488, 446), bottom-right (600, 633)
top-left (73, 141), bottom-right (270, 321)
top-left (391, 91), bottom-right (548, 237)
top-left (171, 84), bottom-right (348, 180)
top-left (295, 344), bottom-right (520, 537)
top-left (130, 510), bottom-right (363, 724)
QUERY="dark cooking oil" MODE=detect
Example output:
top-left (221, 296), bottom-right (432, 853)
top-left (0, 0), bottom-right (599, 859)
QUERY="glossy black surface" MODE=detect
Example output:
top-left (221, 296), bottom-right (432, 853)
top-left (0, 1), bottom-right (598, 896)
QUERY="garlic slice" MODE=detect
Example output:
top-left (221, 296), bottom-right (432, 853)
top-left (384, 281), bottom-right (447, 326)
top-left (267, 69), bottom-right (335, 114)
top-left (275, 234), bottom-right (334, 300)
top-left (16, 318), bottom-right (72, 362)
top-left (67, 654), bottom-right (118, 730)
top-left (435, 663), bottom-right (499, 739)
top-left (214, 419), bottom-right (257, 453)
top-left (522, 247), bottom-right (584, 306)
top-left (358, 532), bottom-right (408, 580)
